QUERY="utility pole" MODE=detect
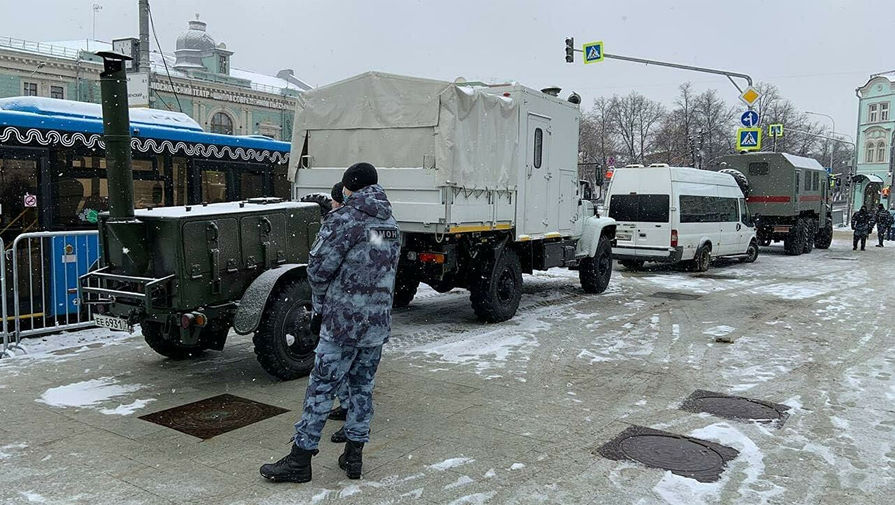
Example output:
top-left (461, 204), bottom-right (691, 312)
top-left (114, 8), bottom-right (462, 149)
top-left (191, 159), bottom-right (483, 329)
top-left (806, 111), bottom-right (835, 173)
top-left (138, 0), bottom-right (150, 72)
top-left (92, 3), bottom-right (103, 45)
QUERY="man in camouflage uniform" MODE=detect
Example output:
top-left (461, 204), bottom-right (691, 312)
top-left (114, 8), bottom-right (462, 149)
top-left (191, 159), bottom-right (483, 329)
top-left (852, 205), bottom-right (872, 251)
top-left (261, 162), bottom-right (400, 483)
top-left (873, 203), bottom-right (893, 247)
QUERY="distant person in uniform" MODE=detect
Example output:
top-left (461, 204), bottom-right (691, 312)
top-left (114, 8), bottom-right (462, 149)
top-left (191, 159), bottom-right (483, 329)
top-left (874, 203), bottom-right (894, 247)
top-left (261, 163), bottom-right (400, 483)
top-left (324, 181), bottom-right (350, 437)
top-left (888, 205), bottom-right (895, 241)
top-left (852, 206), bottom-right (872, 251)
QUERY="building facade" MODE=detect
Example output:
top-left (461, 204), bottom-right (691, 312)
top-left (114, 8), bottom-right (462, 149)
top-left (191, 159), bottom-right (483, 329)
top-left (854, 73), bottom-right (895, 211)
top-left (0, 17), bottom-right (309, 141)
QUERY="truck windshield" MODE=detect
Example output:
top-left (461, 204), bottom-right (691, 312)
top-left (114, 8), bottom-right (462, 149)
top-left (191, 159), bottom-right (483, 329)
top-left (608, 194), bottom-right (670, 223)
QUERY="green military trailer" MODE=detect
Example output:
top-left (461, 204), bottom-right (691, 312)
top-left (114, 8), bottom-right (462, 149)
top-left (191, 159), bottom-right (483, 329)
top-left (712, 152), bottom-right (833, 255)
top-left (78, 52), bottom-right (322, 380)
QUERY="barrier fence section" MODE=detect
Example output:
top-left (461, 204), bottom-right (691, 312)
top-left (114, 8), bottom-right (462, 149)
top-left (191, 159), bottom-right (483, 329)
top-left (1, 237), bottom-right (12, 357)
top-left (5, 230), bottom-right (100, 354)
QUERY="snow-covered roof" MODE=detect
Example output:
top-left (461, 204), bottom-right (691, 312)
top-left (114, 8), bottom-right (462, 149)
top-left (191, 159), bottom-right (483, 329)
top-left (780, 153), bottom-right (825, 170)
top-left (0, 96), bottom-right (202, 131)
top-left (1, 37), bottom-right (307, 96)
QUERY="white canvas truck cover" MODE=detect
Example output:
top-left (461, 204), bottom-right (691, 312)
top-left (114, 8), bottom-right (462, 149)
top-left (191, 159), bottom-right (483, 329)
top-left (289, 71), bottom-right (520, 189)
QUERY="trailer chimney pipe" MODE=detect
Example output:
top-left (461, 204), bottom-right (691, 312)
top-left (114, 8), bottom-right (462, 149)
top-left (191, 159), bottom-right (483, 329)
top-left (97, 51), bottom-right (136, 220)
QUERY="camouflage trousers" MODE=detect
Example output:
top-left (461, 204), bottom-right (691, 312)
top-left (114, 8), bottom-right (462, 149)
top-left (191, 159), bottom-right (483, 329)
top-left (293, 339), bottom-right (383, 450)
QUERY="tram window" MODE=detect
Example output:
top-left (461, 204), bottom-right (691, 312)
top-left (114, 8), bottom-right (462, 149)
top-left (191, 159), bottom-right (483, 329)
top-left (0, 157), bottom-right (39, 239)
top-left (273, 165), bottom-right (290, 199)
top-left (172, 157), bottom-right (188, 205)
top-left (241, 171), bottom-right (265, 199)
top-left (202, 170), bottom-right (228, 203)
top-left (134, 180), bottom-right (165, 208)
top-left (132, 159), bottom-right (154, 171)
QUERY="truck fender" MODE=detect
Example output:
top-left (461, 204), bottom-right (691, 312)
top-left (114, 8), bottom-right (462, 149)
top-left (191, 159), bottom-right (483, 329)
top-left (232, 264), bottom-right (307, 335)
top-left (576, 216), bottom-right (617, 257)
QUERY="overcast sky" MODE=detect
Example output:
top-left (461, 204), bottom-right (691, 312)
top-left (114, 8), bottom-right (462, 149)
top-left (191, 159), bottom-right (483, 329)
top-left (3, 0), bottom-right (892, 138)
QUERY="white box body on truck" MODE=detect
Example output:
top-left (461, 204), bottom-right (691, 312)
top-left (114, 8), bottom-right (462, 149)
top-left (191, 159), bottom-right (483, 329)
top-left (290, 72), bottom-right (616, 322)
top-left (605, 166), bottom-right (759, 272)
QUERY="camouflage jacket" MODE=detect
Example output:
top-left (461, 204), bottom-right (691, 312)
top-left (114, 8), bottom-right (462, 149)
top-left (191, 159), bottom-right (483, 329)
top-left (874, 209), bottom-right (894, 229)
top-left (852, 210), bottom-right (873, 235)
top-left (307, 184), bottom-right (401, 347)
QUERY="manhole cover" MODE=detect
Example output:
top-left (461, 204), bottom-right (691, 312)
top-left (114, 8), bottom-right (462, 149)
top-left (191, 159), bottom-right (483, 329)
top-left (139, 394), bottom-right (289, 439)
top-left (680, 390), bottom-right (790, 427)
top-left (597, 426), bottom-right (738, 482)
top-left (651, 291), bottom-right (703, 301)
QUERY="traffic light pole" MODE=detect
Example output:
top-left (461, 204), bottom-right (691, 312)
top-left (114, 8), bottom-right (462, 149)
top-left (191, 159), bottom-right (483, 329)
top-left (566, 44), bottom-right (753, 102)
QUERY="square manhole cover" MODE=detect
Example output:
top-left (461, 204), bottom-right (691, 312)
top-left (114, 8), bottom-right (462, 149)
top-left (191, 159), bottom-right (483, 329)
top-left (139, 394), bottom-right (289, 439)
top-left (651, 291), bottom-right (703, 301)
top-left (680, 390), bottom-right (790, 428)
top-left (597, 425), bottom-right (738, 483)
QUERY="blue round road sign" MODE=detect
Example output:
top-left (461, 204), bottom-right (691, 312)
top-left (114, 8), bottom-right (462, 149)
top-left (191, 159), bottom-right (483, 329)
top-left (741, 110), bottom-right (759, 128)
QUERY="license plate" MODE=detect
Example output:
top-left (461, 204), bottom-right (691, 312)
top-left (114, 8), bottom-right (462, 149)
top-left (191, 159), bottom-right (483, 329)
top-left (93, 314), bottom-right (131, 332)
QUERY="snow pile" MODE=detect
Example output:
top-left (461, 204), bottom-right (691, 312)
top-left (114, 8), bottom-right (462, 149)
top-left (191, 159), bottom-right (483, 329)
top-left (447, 492), bottom-right (497, 505)
top-left (428, 457), bottom-right (475, 471)
top-left (702, 325), bottom-right (735, 337)
top-left (37, 377), bottom-right (152, 415)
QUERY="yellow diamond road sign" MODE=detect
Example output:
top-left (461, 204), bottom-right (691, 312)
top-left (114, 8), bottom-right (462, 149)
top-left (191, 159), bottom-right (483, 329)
top-left (739, 86), bottom-right (760, 107)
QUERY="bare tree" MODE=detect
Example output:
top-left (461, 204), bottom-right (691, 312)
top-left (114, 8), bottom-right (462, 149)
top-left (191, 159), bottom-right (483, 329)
top-left (608, 92), bottom-right (665, 164)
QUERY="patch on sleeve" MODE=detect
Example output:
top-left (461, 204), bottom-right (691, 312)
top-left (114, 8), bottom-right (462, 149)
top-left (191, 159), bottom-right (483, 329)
top-left (369, 227), bottom-right (399, 244)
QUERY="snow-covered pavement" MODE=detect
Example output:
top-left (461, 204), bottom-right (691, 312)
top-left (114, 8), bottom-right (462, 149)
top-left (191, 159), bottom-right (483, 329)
top-left (0, 238), bottom-right (892, 504)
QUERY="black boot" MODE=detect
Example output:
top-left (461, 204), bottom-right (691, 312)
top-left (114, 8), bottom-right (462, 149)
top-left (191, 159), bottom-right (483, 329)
top-left (338, 440), bottom-right (364, 479)
top-left (260, 444), bottom-right (318, 483)
top-left (328, 405), bottom-right (347, 421)
top-left (331, 426), bottom-right (347, 443)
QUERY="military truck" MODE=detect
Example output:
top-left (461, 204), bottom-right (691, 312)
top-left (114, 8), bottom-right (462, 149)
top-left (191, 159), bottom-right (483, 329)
top-left (78, 53), bottom-right (322, 380)
top-left (712, 152), bottom-right (833, 255)
top-left (292, 72), bottom-right (617, 322)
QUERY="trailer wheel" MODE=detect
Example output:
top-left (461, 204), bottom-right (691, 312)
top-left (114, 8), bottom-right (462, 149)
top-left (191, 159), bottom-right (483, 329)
top-left (690, 244), bottom-right (712, 272)
top-left (740, 239), bottom-right (759, 263)
top-left (784, 221), bottom-right (805, 255)
top-left (393, 274), bottom-right (420, 308)
top-left (815, 218), bottom-right (833, 249)
top-left (619, 260), bottom-right (644, 271)
top-left (581, 237), bottom-right (613, 293)
top-left (141, 321), bottom-right (204, 360)
top-left (253, 277), bottom-right (318, 380)
top-left (469, 248), bottom-right (523, 323)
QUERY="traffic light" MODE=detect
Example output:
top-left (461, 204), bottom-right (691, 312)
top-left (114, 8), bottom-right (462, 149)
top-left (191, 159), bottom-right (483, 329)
top-left (565, 37), bottom-right (574, 63)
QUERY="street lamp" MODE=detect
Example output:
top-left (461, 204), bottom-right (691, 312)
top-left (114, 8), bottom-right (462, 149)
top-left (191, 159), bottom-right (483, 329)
top-left (806, 111), bottom-right (835, 171)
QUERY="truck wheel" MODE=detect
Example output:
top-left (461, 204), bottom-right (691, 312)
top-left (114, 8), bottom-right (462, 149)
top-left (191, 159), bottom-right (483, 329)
top-left (393, 275), bottom-right (420, 308)
top-left (815, 218), bottom-right (833, 249)
top-left (581, 237), bottom-right (613, 293)
top-left (469, 248), bottom-right (523, 323)
top-left (141, 321), bottom-right (204, 360)
top-left (619, 260), bottom-right (644, 271)
top-left (802, 219), bottom-right (815, 254)
top-left (740, 239), bottom-right (759, 263)
top-left (253, 278), bottom-right (318, 380)
top-left (784, 221), bottom-right (804, 255)
top-left (691, 244), bottom-right (712, 272)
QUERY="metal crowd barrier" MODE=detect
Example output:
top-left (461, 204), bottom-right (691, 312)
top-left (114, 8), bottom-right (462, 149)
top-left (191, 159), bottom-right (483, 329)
top-left (1, 237), bottom-right (14, 358)
top-left (2, 231), bottom-right (100, 356)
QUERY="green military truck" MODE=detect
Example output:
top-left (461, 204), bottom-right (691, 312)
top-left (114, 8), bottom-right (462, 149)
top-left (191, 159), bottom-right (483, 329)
top-left (712, 152), bottom-right (833, 255)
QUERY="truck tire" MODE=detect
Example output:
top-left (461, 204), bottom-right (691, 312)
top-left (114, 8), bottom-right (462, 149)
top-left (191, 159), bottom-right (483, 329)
top-left (719, 168), bottom-right (750, 196)
top-left (619, 260), bottom-right (644, 271)
top-left (581, 237), bottom-right (613, 293)
top-left (690, 244), bottom-right (712, 272)
top-left (393, 274), bottom-right (420, 308)
top-left (469, 248), bottom-right (523, 323)
top-left (784, 221), bottom-right (805, 255)
top-left (253, 278), bottom-right (318, 380)
top-left (740, 239), bottom-right (759, 263)
top-left (299, 193), bottom-right (333, 217)
top-left (141, 321), bottom-right (204, 360)
top-left (815, 218), bottom-right (833, 249)
top-left (802, 219), bottom-right (815, 254)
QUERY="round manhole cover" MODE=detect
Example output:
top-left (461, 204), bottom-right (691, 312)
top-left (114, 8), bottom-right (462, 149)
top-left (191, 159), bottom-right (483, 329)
top-left (619, 434), bottom-right (724, 473)
top-left (690, 396), bottom-right (781, 421)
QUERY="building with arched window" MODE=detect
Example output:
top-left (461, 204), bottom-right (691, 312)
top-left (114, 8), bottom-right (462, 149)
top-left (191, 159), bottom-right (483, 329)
top-left (854, 73), bottom-right (895, 210)
top-left (0, 16), bottom-right (311, 141)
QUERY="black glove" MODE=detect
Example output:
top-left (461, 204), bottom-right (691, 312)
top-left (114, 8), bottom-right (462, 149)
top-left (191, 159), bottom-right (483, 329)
top-left (310, 312), bottom-right (322, 336)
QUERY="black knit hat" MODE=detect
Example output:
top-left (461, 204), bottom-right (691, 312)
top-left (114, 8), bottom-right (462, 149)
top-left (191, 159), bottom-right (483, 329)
top-left (331, 182), bottom-right (344, 204)
top-left (342, 162), bottom-right (378, 191)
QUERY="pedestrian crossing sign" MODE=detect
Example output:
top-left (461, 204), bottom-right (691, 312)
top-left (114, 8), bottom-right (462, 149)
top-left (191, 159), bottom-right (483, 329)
top-left (736, 128), bottom-right (762, 151)
top-left (583, 41), bottom-right (604, 64)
